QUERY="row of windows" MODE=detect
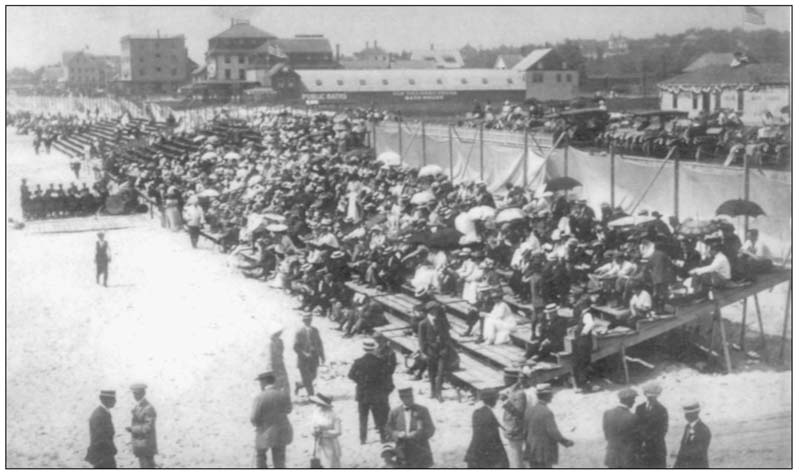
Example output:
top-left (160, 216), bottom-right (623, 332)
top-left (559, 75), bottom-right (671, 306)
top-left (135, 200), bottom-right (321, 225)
top-left (224, 55), bottom-right (248, 64)
top-left (312, 77), bottom-right (516, 87)
top-left (529, 73), bottom-right (572, 83)
top-left (139, 54), bottom-right (179, 62)
top-left (138, 68), bottom-right (180, 77)
top-left (223, 69), bottom-right (248, 80)
top-left (674, 91), bottom-right (744, 112)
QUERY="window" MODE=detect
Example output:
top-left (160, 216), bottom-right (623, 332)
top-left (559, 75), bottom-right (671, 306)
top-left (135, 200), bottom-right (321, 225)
top-left (382, 79), bottom-right (389, 85)
top-left (171, 68), bottom-right (177, 77)
top-left (359, 79), bottom-right (366, 86)
top-left (139, 57), bottom-right (144, 63)
top-left (507, 78), bottom-right (514, 85)
top-left (566, 73), bottom-right (572, 82)
top-left (315, 79), bottom-right (323, 86)
top-left (155, 41), bottom-right (160, 49)
top-left (155, 67), bottom-right (162, 73)
top-left (337, 79), bottom-right (344, 86)
top-left (531, 73), bottom-right (543, 83)
top-left (556, 73), bottom-right (562, 82)
top-left (224, 69), bottom-right (231, 80)
top-left (482, 78), bottom-right (488, 84)
top-left (691, 93), bottom-right (698, 109)
top-left (139, 68), bottom-right (145, 76)
top-left (461, 78), bottom-right (468, 84)
top-left (672, 92), bottom-right (678, 109)
top-left (225, 56), bottom-right (231, 64)
top-left (239, 69), bottom-right (246, 80)
top-left (239, 55), bottom-right (245, 64)
top-left (436, 78), bottom-right (443, 85)
top-left (408, 79), bottom-right (415, 85)
top-left (277, 80), bottom-right (285, 88)
top-left (155, 53), bottom-right (161, 59)
top-left (737, 89), bottom-right (744, 112)
top-left (443, 56), bottom-right (457, 63)
top-left (286, 80), bottom-right (294, 88)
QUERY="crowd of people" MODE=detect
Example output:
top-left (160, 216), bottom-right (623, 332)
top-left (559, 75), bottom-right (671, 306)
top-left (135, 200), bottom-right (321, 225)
top-left (19, 179), bottom-right (109, 219)
top-left (15, 102), bottom-right (776, 468)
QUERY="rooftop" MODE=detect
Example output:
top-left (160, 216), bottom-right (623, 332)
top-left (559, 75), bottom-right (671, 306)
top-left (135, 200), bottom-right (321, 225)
top-left (512, 48), bottom-right (553, 72)
top-left (212, 21), bottom-right (276, 40)
top-left (659, 63), bottom-right (789, 88)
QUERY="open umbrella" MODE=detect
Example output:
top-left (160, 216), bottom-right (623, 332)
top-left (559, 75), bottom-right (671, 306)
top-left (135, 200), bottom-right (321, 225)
top-left (468, 205), bottom-right (496, 221)
top-left (454, 212), bottom-right (477, 235)
top-left (377, 151), bottom-right (401, 167)
top-left (192, 134), bottom-right (206, 143)
top-left (224, 151), bottom-right (241, 160)
top-left (678, 218), bottom-right (720, 236)
top-left (607, 215), bottom-right (656, 228)
top-left (262, 213), bottom-right (286, 223)
top-left (198, 188), bottom-right (220, 198)
top-left (201, 151), bottom-right (217, 161)
top-left (266, 223), bottom-right (288, 233)
top-left (495, 207), bottom-right (526, 224)
top-left (545, 176), bottom-right (582, 192)
top-left (418, 164), bottom-right (444, 177)
top-left (206, 135), bottom-right (220, 144)
top-left (716, 199), bottom-right (765, 218)
top-left (410, 190), bottom-right (436, 205)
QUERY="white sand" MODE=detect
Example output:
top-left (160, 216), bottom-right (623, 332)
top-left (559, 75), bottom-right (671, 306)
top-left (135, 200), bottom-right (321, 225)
top-left (5, 129), bottom-right (791, 468)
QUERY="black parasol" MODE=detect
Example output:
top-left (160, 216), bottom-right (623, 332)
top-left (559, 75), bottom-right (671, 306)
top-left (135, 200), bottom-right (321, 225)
top-left (545, 176), bottom-right (582, 192)
top-left (716, 199), bottom-right (765, 218)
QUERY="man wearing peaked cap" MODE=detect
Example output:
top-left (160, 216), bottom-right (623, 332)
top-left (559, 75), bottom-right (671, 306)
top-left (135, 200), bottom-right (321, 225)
top-left (348, 337), bottom-right (392, 444)
top-left (85, 390), bottom-right (118, 468)
top-left (603, 388), bottom-right (638, 468)
top-left (386, 387), bottom-right (436, 468)
top-left (126, 382), bottom-right (158, 468)
top-left (635, 383), bottom-right (668, 468)
top-left (674, 400), bottom-right (711, 468)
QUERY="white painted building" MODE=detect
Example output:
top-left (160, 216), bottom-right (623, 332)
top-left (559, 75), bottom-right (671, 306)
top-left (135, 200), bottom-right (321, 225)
top-left (658, 63), bottom-right (789, 125)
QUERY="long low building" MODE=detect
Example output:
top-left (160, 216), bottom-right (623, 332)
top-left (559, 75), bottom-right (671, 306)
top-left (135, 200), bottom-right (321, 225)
top-left (249, 67), bottom-right (527, 114)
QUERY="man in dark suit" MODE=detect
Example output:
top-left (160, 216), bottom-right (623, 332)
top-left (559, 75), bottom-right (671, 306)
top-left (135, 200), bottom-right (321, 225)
top-left (603, 388), bottom-right (639, 468)
top-left (85, 390), bottom-right (117, 469)
top-left (126, 382), bottom-right (158, 468)
top-left (674, 400), bottom-right (711, 468)
top-left (417, 302), bottom-right (447, 400)
top-left (251, 371), bottom-right (294, 468)
top-left (385, 387), bottom-right (436, 468)
top-left (523, 383), bottom-right (574, 468)
top-left (348, 339), bottom-right (391, 444)
top-left (635, 383), bottom-right (668, 468)
top-left (293, 312), bottom-right (325, 398)
top-left (641, 239), bottom-right (675, 313)
top-left (465, 389), bottom-right (508, 468)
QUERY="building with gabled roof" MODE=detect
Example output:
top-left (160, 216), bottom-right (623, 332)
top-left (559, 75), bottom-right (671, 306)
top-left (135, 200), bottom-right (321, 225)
top-left (409, 48), bottom-right (464, 69)
top-left (512, 48), bottom-right (578, 101)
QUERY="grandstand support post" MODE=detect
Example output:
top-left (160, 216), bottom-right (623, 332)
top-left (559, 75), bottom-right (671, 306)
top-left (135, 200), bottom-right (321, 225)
top-left (479, 122), bottom-right (485, 181)
top-left (715, 302), bottom-right (733, 374)
top-left (743, 154), bottom-right (751, 234)
top-left (778, 282), bottom-right (791, 362)
top-left (398, 119), bottom-right (403, 164)
top-left (610, 145), bottom-right (616, 208)
top-left (674, 144), bottom-right (680, 222)
top-left (619, 345), bottom-right (630, 384)
top-left (421, 121), bottom-right (427, 165)
top-left (738, 298), bottom-right (748, 351)
top-left (448, 125), bottom-right (454, 181)
top-left (523, 127), bottom-right (529, 188)
top-left (753, 294), bottom-right (766, 349)
top-left (564, 133), bottom-right (569, 176)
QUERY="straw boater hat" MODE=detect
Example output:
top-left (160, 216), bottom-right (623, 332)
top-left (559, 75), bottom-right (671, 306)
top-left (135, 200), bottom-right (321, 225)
top-left (643, 382), bottom-right (662, 397)
top-left (682, 400), bottom-right (700, 413)
top-left (129, 382), bottom-right (147, 391)
top-left (362, 339), bottom-right (377, 352)
top-left (99, 390), bottom-right (116, 399)
top-left (545, 303), bottom-right (558, 313)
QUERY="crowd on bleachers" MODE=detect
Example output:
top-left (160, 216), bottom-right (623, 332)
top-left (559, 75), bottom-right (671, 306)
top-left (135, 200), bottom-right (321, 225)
top-left (19, 180), bottom-right (108, 219)
top-left (43, 107), bottom-right (769, 391)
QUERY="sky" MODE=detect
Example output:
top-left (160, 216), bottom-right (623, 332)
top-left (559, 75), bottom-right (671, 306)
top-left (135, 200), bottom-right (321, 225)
top-left (6, 5), bottom-right (791, 70)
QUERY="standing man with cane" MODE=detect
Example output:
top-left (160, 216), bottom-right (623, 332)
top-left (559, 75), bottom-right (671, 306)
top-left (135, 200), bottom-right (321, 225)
top-left (95, 232), bottom-right (110, 287)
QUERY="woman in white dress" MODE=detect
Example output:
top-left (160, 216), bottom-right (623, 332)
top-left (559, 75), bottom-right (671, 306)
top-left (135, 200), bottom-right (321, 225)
top-left (309, 394), bottom-right (342, 468)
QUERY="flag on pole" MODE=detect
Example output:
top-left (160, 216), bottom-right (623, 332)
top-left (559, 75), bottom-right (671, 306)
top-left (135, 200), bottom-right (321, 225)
top-left (744, 6), bottom-right (766, 25)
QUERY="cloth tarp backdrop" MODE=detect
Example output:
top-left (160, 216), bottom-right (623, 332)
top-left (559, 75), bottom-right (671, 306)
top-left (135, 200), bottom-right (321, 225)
top-left (375, 124), bottom-right (790, 260)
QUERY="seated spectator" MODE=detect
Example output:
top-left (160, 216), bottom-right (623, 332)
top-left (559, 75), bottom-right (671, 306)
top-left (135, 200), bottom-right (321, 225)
top-left (627, 281), bottom-right (652, 326)
top-left (689, 244), bottom-right (731, 291)
top-left (481, 289), bottom-right (518, 345)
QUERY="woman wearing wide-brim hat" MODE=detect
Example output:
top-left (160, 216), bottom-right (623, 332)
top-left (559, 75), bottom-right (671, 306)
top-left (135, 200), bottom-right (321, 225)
top-left (309, 393), bottom-right (342, 468)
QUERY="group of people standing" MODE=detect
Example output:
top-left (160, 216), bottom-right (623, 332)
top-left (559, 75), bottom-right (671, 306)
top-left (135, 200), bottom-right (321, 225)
top-left (85, 383), bottom-right (157, 469)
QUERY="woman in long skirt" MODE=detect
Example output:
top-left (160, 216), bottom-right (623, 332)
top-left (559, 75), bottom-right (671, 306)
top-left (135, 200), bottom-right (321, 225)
top-left (309, 394), bottom-right (342, 468)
